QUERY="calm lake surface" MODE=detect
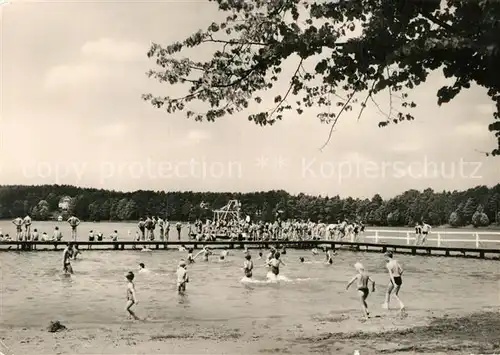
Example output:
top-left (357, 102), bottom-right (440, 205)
top-left (1, 247), bottom-right (498, 330)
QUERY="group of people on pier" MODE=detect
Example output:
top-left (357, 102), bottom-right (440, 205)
top-left (189, 218), bottom-right (366, 242)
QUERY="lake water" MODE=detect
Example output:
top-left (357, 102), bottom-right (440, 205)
top-left (1, 237), bottom-right (499, 354)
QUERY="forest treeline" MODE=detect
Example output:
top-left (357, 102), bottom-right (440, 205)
top-left (0, 184), bottom-right (499, 227)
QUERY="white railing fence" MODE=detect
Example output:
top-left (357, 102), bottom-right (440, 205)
top-left (360, 229), bottom-right (500, 248)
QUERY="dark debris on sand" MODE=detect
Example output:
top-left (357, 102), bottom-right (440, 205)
top-left (296, 312), bottom-right (500, 354)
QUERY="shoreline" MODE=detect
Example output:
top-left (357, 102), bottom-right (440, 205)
top-left (1, 309), bottom-right (498, 355)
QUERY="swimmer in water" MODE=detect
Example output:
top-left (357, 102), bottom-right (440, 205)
top-left (186, 248), bottom-right (195, 264)
top-left (178, 245), bottom-right (187, 252)
top-left (312, 248), bottom-right (319, 256)
top-left (266, 247), bottom-right (276, 263)
top-left (383, 251), bottom-right (405, 311)
top-left (299, 257), bottom-right (305, 263)
top-left (220, 248), bottom-right (229, 261)
top-left (325, 249), bottom-right (334, 264)
top-left (346, 262), bottom-right (375, 319)
top-left (72, 245), bottom-right (81, 260)
top-left (125, 271), bottom-right (140, 320)
top-left (196, 246), bottom-right (212, 261)
top-left (176, 260), bottom-right (189, 293)
top-left (243, 254), bottom-right (253, 278)
top-left (138, 263), bottom-right (150, 273)
top-left (62, 243), bottom-right (74, 275)
top-left (257, 252), bottom-right (263, 260)
top-left (266, 252), bottom-right (285, 279)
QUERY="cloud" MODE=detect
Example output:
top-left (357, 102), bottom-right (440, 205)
top-left (187, 130), bottom-right (211, 143)
top-left (81, 38), bottom-right (146, 62)
top-left (454, 121), bottom-right (489, 137)
top-left (476, 103), bottom-right (495, 115)
top-left (94, 123), bottom-right (129, 138)
top-left (391, 142), bottom-right (423, 154)
top-left (44, 63), bottom-right (108, 90)
top-left (44, 38), bottom-right (145, 90)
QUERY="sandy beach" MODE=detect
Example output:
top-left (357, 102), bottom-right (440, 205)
top-left (1, 308), bottom-right (499, 354)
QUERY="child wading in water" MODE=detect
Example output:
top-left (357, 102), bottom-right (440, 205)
top-left (243, 254), bottom-right (253, 278)
top-left (125, 271), bottom-right (140, 320)
top-left (177, 260), bottom-right (189, 293)
top-left (346, 262), bottom-right (375, 319)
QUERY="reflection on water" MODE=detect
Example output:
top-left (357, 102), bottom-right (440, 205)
top-left (0, 249), bottom-right (498, 329)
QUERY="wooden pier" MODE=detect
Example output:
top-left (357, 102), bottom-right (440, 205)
top-left (0, 240), bottom-right (499, 259)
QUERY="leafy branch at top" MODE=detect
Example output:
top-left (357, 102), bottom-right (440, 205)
top-left (143, 0), bottom-right (500, 155)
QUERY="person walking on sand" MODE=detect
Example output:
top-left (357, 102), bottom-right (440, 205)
top-left (67, 215), bottom-right (80, 241)
top-left (383, 251), bottom-right (405, 312)
top-left (346, 262), bottom-right (376, 319)
top-left (125, 271), bottom-right (140, 320)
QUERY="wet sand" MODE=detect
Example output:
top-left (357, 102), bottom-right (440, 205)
top-left (1, 309), bottom-right (499, 354)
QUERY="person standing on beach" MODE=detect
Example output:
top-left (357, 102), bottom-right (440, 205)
top-left (383, 251), bottom-right (405, 312)
top-left (12, 217), bottom-right (23, 240)
top-left (176, 222), bottom-right (182, 240)
top-left (62, 243), bottom-right (74, 275)
top-left (346, 262), bottom-right (376, 319)
top-left (67, 215), bottom-right (80, 241)
top-left (125, 271), bottom-right (140, 320)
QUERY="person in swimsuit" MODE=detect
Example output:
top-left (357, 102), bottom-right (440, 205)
top-left (176, 260), bottom-right (189, 293)
top-left (383, 251), bottom-right (405, 311)
top-left (266, 252), bottom-right (285, 279)
top-left (186, 248), bottom-right (195, 264)
top-left (243, 254), bottom-right (253, 278)
top-left (176, 222), bottom-right (182, 240)
top-left (67, 216), bottom-right (80, 241)
top-left (325, 249), bottom-right (334, 264)
top-left (125, 271), bottom-right (140, 320)
top-left (257, 251), bottom-right (263, 260)
top-left (23, 215), bottom-right (32, 239)
top-left (311, 248), bottom-right (319, 256)
top-left (12, 217), bottom-right (23, 241)
top-left (346, 262), bottom-right (375, 319)
top-left (62, 243), bottom-right (74, 275)
top-left (138, 263), bottom-right (150, 274)
top-left (421, 222), bottom-right (431, 245)
top-left (414, 223), bottom-right (422, 245)
top-left (194, 246), bottom-right (211, 261)
top-left (220, 248), bottom-right (229, 261)
top-left (73, 245), bottom-right (81, 259)
top-left (137, 218), bottom-right (146, 241)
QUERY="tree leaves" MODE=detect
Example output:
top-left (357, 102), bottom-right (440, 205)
top-left (144, 0), bottom-right (500, 155)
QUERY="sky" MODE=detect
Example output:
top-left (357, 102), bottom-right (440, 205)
top-left (0, 0), bottom-right (498, 199)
